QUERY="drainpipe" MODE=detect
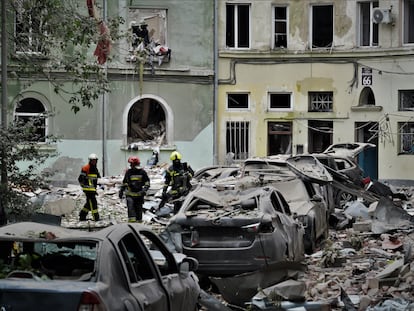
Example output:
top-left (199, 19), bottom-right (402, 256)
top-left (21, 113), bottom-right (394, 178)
top-left (213, 0), bottom-right (218, 165)
top-left (101, 0), bottom-right (108, 176)
top-left (1, 0), bottom-right (8, 186)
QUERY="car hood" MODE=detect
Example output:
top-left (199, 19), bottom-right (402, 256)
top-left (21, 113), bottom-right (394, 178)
top-left (323, 142), bottom-right (376, 158)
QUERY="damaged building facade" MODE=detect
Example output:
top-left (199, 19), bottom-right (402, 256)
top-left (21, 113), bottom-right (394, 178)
top-left (216, 0), bottom-right (414, 184)
top-left (1, 0), bottom-right (413, 185)
top-left (2, 0), bottom-right (215, 184)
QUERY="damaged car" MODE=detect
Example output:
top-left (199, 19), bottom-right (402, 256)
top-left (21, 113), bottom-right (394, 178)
top-left (0, 222), bottom-right (201, 311)
top-left (241, 155), bottom-right (332, 253)
top-left (161, 184), bottom-right (305, 278)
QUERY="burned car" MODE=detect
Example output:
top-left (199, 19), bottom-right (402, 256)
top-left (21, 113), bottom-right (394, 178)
top-left (162, 184), bottom-right (305, 277)
top-left (241, 155), bottom-right (332, 253)
top-left (0, 222), bottom-right (200, 311)
top-left (312, 142), bottom-right (376, 207)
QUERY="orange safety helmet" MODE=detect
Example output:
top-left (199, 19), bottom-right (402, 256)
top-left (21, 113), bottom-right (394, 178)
top-left (128, 156), bottom-right (140, 166)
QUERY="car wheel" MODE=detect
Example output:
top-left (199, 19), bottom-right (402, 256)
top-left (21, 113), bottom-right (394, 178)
top-left (336, 191), bottom-right (356, 209)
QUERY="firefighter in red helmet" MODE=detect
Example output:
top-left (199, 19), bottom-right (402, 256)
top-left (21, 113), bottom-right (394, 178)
top-left (78, 153), bottom-right (101, 221)
top-left (119, 156), bottom-right (150, 222)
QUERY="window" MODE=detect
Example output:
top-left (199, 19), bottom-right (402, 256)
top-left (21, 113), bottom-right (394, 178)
top-left (311, 5), bottom-right (333, 49)
top-left (359, 1), bottom-right (379, 46)
top-left (15, 0), bottom-right (49, 54)
top-left (226, 121), bottom-right (250, 160)
top-left (308, 120), bottom-right (333, 153)
top-left (398, 122), bottom-right (414, 154)
top-left (127, 98), bottom-right (166, 146)
top-left (308, 92), bottom-right (333, 112)
top-left (226, 4), bottom-right (250, 48)
top-left (128, 8), bottom-right (167, 46)
top-left (267, 122), bottom-right (292, 155)
top-left (404, 0), bottom-right (414, 44)
top-left (227, 93), bottom-right (249, 110)
top-left (399, 90), bottom-right (414, 111)
top-left (359, 87), bottom-right (376, 106)
top-left (15, 98), bottom-right (47, 142)
top-left (269, 93), bottom-right (292, 110)
top-left (273, 6), bottom-right (288, 48)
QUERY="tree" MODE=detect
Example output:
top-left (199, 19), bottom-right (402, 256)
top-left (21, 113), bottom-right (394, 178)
top-left (0, 0), bottom-right (125, 224)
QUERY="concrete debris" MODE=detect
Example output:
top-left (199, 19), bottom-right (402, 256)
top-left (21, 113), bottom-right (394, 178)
top-left (8, 163), bottom-right (414, 311)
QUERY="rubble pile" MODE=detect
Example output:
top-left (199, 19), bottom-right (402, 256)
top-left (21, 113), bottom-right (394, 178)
top-left (20, 164), bottom-right (414, 310)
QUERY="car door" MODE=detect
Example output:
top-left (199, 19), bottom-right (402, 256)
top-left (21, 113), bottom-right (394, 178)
top-left (114, 232), bottom-right (170, 311)
top-left (137, 229), bottom-right (200, 311)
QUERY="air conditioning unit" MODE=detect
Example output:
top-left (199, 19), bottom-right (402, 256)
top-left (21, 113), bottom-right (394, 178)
top-left (372, 8), bottom-right (392, 24)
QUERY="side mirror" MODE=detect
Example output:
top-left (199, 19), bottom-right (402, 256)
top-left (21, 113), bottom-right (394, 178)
top-left (179, 256), bottom-right (199, 276)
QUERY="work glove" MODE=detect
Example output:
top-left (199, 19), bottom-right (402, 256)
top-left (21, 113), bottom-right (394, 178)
top-left (119, 190), bottom-right (124, 199)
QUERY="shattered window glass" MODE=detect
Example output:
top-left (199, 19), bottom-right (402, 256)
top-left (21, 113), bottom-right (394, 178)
top-left (0, 240), bottom-right (97, 280)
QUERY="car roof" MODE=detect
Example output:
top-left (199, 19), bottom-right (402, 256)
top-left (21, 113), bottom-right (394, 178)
top-left (323, 142), bottom-right (376, 158)
top-left (0, 222), bottom-right (150, 242)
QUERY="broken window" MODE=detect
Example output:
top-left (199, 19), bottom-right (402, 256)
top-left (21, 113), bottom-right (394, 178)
top-left (0, 240), bottom-right (97, 280)
top-left (227, 93), bottom-right (249, 110)
top-left (359, 87), bottom-right (376, 106)
top-left (269, 93), bottom-right (292, 110)
top-left (14, 0), bottom-right (49, 54)
top-left (398, 122), bottom-right (414, 154)
top-left (404, 0), bottom-right (414, 44)
top-left (226, 4), bottom-right (250, 48)
top-left (308, 120), bottom-right (333, 153)
top-left (308, 92), bottom-right (333, 112)
top-left (126, 8), bottom-right (171, 66)
top-left (267, 122), bottom-right (292, 155)
top-left (14, 97), bottom-right (47, 142)
top-left (118, 233), bottom-right (155, 282)
top-left (127, 98), bottom-right (166, 146)
top-left (311, 5), bottom-right (333, 49)
top-left (226, 121), bottom-right (250, 160)
top-left (359, 1), bottom-right (379, 46)
top-left (399, 90), bottom-right (414, 111)
top-left (273, 6), bottom-right (288, 48)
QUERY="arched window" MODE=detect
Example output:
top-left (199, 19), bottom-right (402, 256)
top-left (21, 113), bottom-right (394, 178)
top-left (127, 98), bottom-right (166, 146)
top-left (15, 97), bottom-right (47, 142)
top-left (359, 87), bottom-right (376, 106)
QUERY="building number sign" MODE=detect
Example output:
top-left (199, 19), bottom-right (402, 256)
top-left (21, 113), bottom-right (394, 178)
top-left (362, 67), bottom-right (372, 86)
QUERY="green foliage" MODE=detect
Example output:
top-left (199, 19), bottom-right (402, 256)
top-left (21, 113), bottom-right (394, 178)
top-left (0, 117), bottom-right (59, 222)
top-left (8, 0), bottom-right (125, 113)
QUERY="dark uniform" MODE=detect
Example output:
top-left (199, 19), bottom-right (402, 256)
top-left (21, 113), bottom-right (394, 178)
top-left (78, 154), bottom-right (101, 221)
top-left (119, 156), bottom-right (150, 222)
top-left (162, 151), bottom-right (194, 213)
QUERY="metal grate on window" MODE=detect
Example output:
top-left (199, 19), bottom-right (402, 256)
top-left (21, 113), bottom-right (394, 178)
top-left (399, 122), bottom-right (414, 154)
top-left (226, 121), bottom-right (250, 160)
top-left (309, 92), bottom-right (333, 112)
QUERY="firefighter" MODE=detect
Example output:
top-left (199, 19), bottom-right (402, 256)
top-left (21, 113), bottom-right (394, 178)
top-left (161, 151), bottom-right (194, 213)
top-left (119, 156), bottom-right (150, 222)
top-left (78, 153), bottom-right (101, 221)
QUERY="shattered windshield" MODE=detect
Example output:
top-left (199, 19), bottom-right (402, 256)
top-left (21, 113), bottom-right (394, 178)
top-left (0, 240), bottom-right (97, 280)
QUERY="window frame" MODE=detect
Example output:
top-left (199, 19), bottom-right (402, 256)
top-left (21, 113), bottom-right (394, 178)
top-left (358, 1), bottom-right (379, 47)
top-left (268, 92), bottom-right (292, 111)
top-left (14, 97), bottom-right (48, 143)
top-left (226, 92), bottom-right (250, 111)
top-left (14, 0), bottom-right (49, 55)
top-left (399, 90), bottom-right (414, 111)
top-left (272, 5), bottom-right (288, 49)
top-left (310, 4), bottom-right (333, 49)
top-left (225, 120), bottom-right (250, 161)
top-left (308, 91), bottom-right (333, 112)
top-left (398, 122), bottom-right (414, 155)
top-left (226, 3), bottom-right (251, 49)
top-left (403, 0), bottom-right (414, 45)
